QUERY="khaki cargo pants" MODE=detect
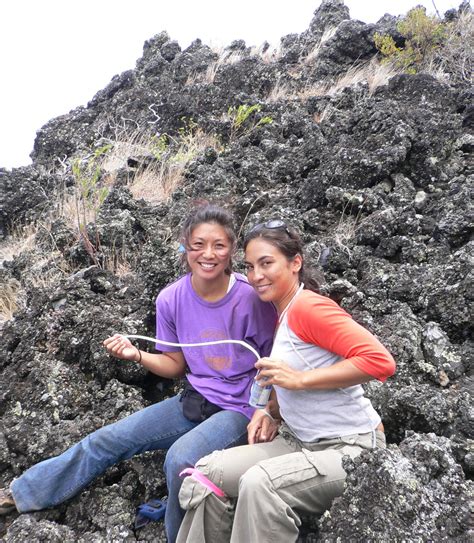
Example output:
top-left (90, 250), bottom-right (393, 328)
top-left (177, 424), bottom-right (386, 543)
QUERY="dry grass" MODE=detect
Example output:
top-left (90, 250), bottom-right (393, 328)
top-left (102, 244), bottom-right (136, 278)
top-left (186, 49), bottom-right (243, 85)
top-left (0, 223), bottom-right (72, 322)
top-left (129, 161), bottom-right (183, 203)
top-left (186, 42), bottom-right (283, 86)
top-left (266, 57), bottom-right (401, 108)
top-left (101, 129), bottom-right (157, 172)
top-left (0, 223), bottom-right (38, 262)
top-left (301, 58), bottom-right (401, 100)
top-left (332, 212), bottom-right (360, 259)
top-left (331, 200), bottom-right (368, 258)
top-left (127, 127), bottom-right (222, 204)
top-left (303, 27), bottom-right (338, 65)
top-left (430, 10), bottom-right (473, 84)
top-left (250, 43), bottom-right (281, 64)
top-left (92, 121), bottom-right (222, 205)
top-left (312, 104), bottom-right (337, 124)
top-left (267, 81), bottom-right (294, 103)
top-left (333, 215), bottom-right (358, 258)
top-left (59, 191), bottom-right (97, 232)
top-left (0, 279), bottom-right (21, 322)
top-left (28, 256), bottom-right (71, 289)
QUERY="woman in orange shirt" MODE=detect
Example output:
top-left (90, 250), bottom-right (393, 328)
top-left (177, 219), bottom-right (395, 543)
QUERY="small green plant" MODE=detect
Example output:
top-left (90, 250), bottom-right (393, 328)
top-left (374, 7), bottom-right (446, 73)
top-left (227, 104), bottom-right (272, 140)
top-left (71, 143), bottom-right (112, 265)
top-left (168, 118), bottom-right (202, 163)
top-left (149, 134), bottom-right (169, 160)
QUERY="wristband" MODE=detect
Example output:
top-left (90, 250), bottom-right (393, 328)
top-left (136, 349), bottom-right (142, 364)
top-left (259, 408), bottom-right (276, 422)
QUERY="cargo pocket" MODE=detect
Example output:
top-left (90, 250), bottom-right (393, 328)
top-left (179, 470), bottom-right (211, 510)
top-left (179, 451), bottom-right (227, 511)
top-left (257, 449), bottom-right (328, 491)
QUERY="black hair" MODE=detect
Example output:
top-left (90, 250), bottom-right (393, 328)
top-left (180, 204), bottom-right (236, 274)
top-left (243, 222), bottom-right (320, 292)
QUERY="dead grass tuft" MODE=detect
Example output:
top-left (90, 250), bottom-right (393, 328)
top-left (267, 81), bottom-right (295, 103)
top-left (127, 127), bottom-right (222, 204)
top-left (430, 10), bottom-right (473, 84)
top-left (186, 49), bottom-right (244, 85)
top-left (0, 223), bottom-right (38, 262)
top-left (0, 279), bottom-right (21, 322)
top-left (303, 27), bottom-right (338, 65)
top-left (250, 43), bottom-right (281, 64)
top-left (0, 224), bottom-right (72, 322)
top-left (301, 58), bottom-right (401, 100)
top-left (129, 162), bottom-right (183, 203)
top-left (331, 201), bottom-right (367, 258)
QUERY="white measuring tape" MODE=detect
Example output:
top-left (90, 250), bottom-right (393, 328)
top-left (123, 334), bottom-right (260, 360)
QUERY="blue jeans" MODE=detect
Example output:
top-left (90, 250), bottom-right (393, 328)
top-left (10, 394), bottom-right (249, 542)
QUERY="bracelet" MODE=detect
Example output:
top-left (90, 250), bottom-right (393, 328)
top-left (136, 349), bottom-right (142, 364)
top-left (259, 408), bottom-right (276, 422)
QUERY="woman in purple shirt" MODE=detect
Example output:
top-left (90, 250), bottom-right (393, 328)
top-left (0, 205), bottom-right (276, 542)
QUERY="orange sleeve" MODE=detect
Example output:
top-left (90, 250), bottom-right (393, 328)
top-left (287, 291), bottom-right (396, 382)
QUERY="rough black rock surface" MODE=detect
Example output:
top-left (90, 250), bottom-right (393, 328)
top-left (1, 0), bottom-right (472, 541)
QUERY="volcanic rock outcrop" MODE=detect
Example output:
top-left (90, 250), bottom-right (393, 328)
top-left (0, 1), bottom-right (472, 541)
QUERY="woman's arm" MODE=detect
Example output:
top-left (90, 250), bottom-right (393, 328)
top-left (103, 334), bottom-right (186, 379)
top-left (287, 292), bottom-right (396, 382)
top-left (255, 357), bottom-right (372, 390)
top-left (255, 292), bottom-right (396, 390)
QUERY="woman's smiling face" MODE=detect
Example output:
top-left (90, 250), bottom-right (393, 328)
top-left (186, 222), bottom-right (233, 282)
top-left (244, 238), bottom-right (301, 310)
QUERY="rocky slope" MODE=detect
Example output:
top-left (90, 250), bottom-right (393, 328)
top-left (0, 0), bottom-right (472, 541)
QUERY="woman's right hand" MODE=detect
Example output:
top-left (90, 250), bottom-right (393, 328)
top-left (103, 334), bottom-right (140, 362)
top-left (247, 408), bottom-right (280, 444)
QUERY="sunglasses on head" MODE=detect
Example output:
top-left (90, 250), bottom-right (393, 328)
top-left (250, 219), bottom-right (291, 236)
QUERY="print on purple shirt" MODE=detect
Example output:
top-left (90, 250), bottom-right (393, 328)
top-left (156, 273), bottom-right (277, 420)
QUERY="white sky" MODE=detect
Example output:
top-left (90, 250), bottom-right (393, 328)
top-left (0, 0), bottom-right (462, 169)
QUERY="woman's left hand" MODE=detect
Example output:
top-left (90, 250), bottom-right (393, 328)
top-left (247, 409), bottom-right (280, 444)
top-left (255, 357), bottom-right (304, 390)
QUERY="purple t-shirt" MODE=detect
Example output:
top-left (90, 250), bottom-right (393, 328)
top-left (155, 273), bottom-right (276, 419)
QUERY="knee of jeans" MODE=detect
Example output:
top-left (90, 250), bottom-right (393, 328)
top-left (239, 465), bottom-right (269, 496)
top-left (164, 442), bottom-right (207, 481)
top-left (86, 426), bottom-right (121, 455)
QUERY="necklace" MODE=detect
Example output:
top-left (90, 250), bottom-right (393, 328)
top-left (278, 283), bottom-right (304, 324)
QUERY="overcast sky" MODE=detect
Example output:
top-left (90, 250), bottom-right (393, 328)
top-left (0, 0), bottom-right (462, 169)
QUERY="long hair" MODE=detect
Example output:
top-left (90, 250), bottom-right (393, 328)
top-left (180, 204), bottom-right (236, 274)
top-left (243, 222), bottom-right (320, 292)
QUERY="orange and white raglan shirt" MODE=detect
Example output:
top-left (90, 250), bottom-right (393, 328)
top-left (270, 289), bottom-right (396, 442)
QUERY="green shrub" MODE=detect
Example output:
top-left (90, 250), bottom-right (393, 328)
top-left (227, 104), bottom-right (272, 140)
top-left (149, 134), bottom-right (169, 160)
top-left (374, 7), bottom-right (446, 73)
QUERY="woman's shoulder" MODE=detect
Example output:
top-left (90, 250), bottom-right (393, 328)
top-left (289, 290), bottom-right (345, 319)
top-left (233, 272), bottom-right (250, 286)
top-left (293, 289), bottom-right (332, 306)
